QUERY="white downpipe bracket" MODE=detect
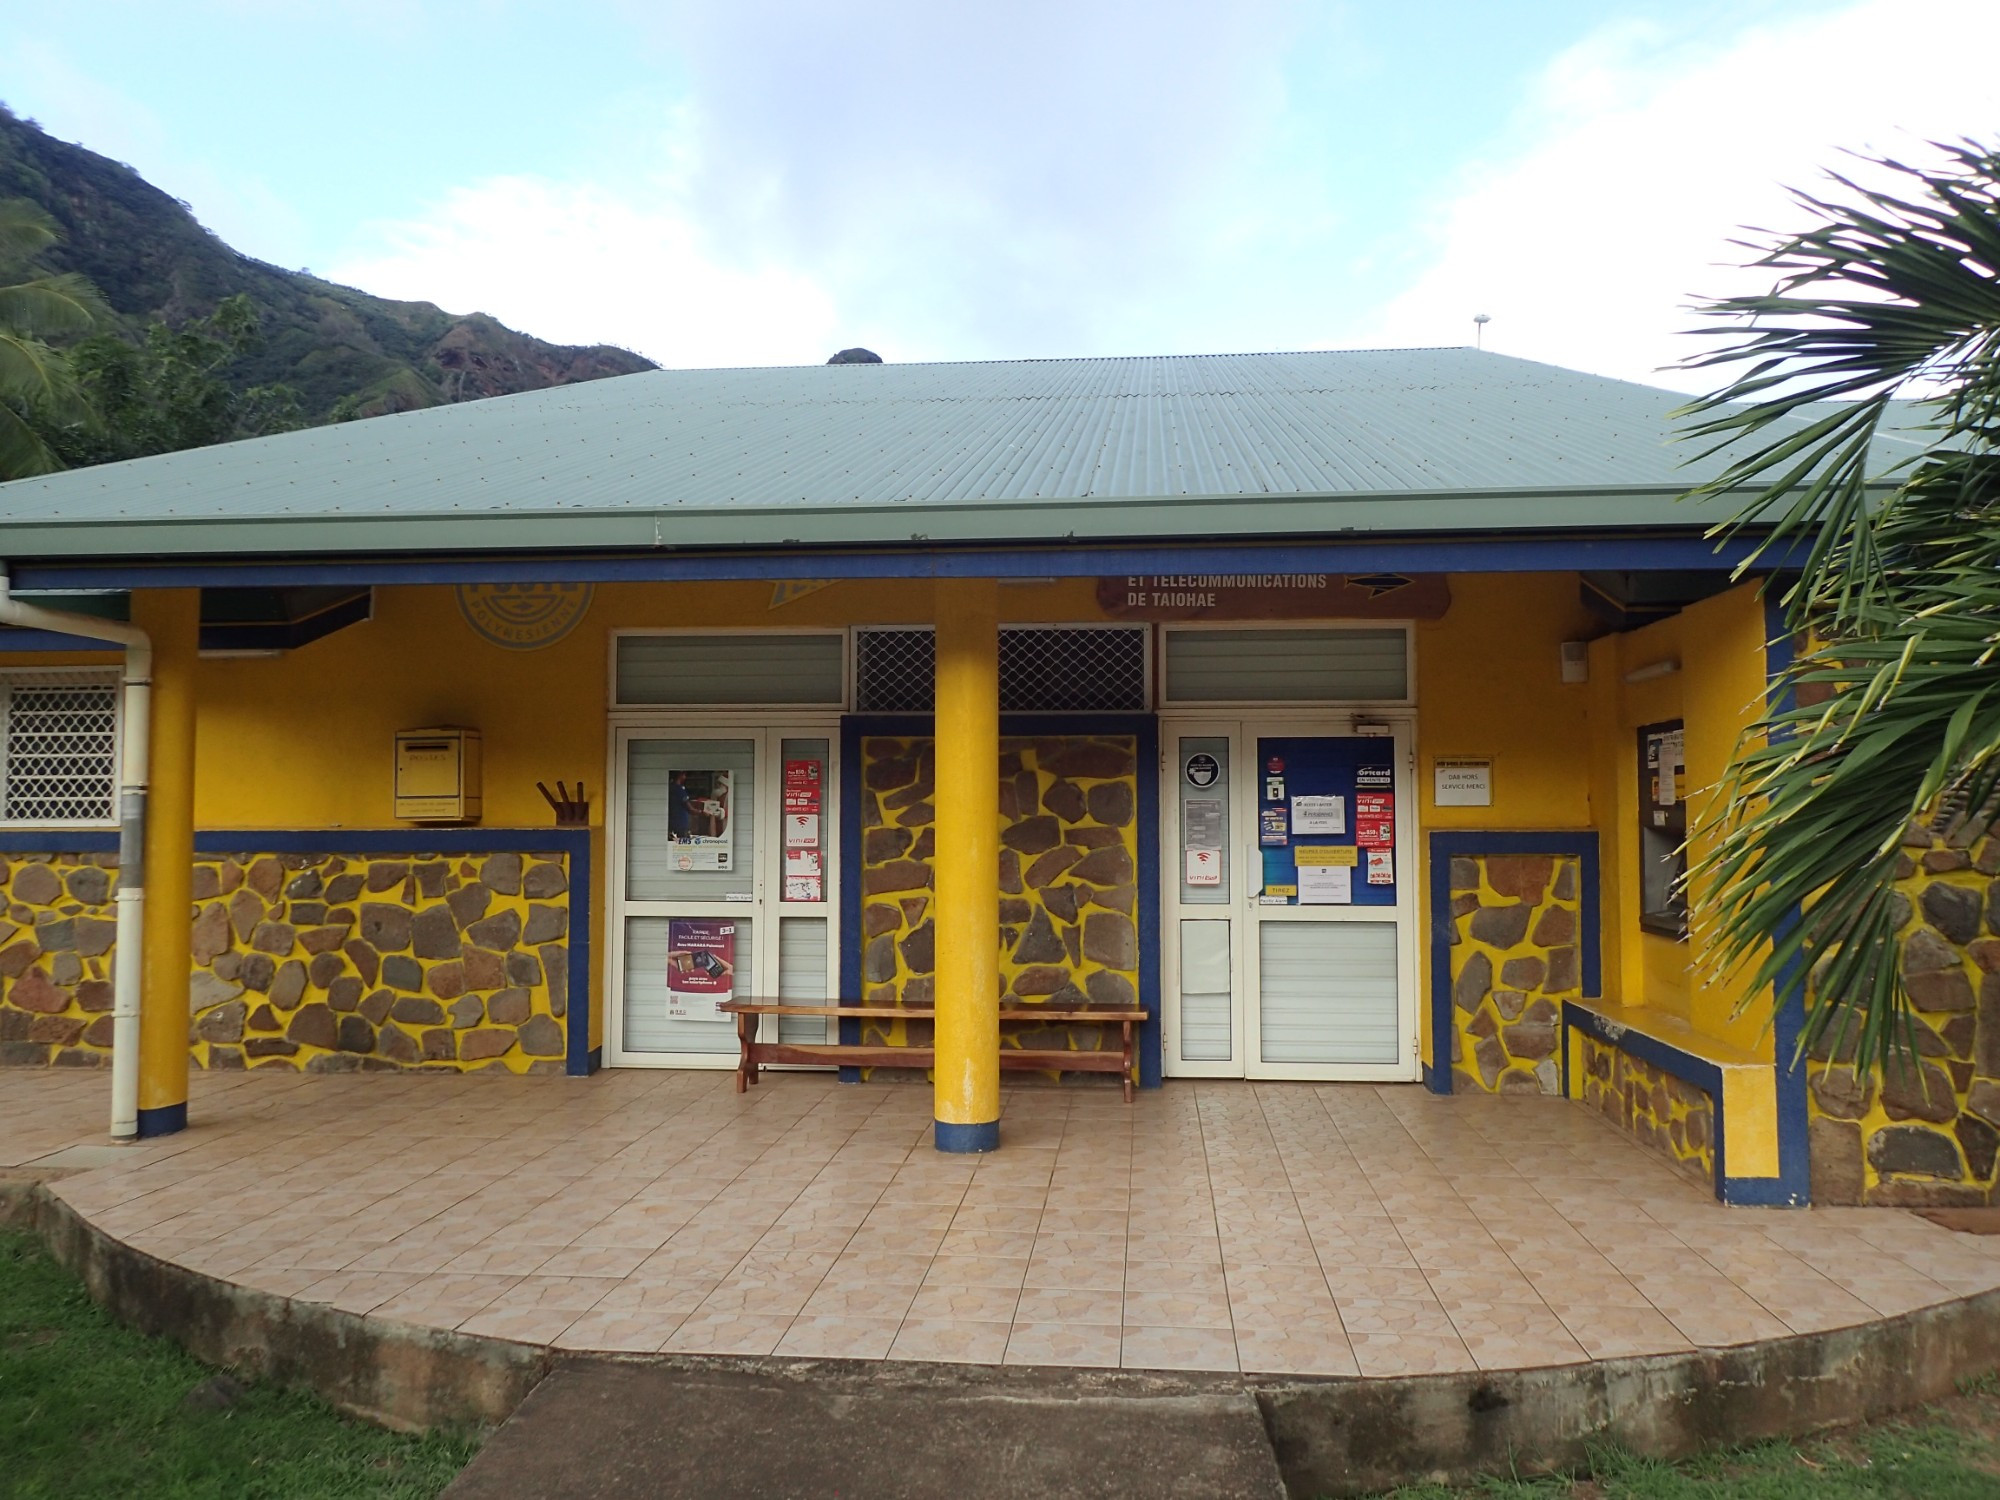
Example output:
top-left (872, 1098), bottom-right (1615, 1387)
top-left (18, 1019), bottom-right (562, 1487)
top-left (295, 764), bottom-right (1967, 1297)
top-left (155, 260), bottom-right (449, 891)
top-left (0, 566), bottom-right (152, 1140)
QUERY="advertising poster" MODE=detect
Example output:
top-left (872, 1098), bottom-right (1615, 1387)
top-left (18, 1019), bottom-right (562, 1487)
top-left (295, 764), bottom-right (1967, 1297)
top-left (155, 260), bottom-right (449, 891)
top-left (668, 768), bottom-right (734, 870)
top-left (1355, 792), bottom-right (1394, 849)
top-left (666, 919), bottom-right (735, 1020)
top-left (1365, 849), bottom-right (1395, 886)
top-left (782, 759), bottom-right (824, 901)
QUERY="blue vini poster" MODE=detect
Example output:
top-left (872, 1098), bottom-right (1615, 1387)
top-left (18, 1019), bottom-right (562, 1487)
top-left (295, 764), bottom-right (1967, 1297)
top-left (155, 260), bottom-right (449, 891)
top-left (1255, 736), bottom-right (1397, 908)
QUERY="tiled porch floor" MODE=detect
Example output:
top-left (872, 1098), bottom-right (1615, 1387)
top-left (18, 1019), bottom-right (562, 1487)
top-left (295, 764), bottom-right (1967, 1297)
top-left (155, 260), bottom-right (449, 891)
top-left (8, 1068), bottom-right (2000, 1377)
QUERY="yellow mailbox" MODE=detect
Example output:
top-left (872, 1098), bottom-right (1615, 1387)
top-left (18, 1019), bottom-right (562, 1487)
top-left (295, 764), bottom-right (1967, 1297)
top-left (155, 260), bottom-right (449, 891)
top-left (394, 727), bottom-right (483, 823)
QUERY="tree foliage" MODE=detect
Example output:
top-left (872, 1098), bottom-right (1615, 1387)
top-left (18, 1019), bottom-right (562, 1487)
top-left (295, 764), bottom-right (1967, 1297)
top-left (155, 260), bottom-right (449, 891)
top-left (1678, 141), bottom-right (2000, 1070)
top-left (42, 293), bottom-right (305, 466)
top-left (0, 199), bottom-right (107, 477)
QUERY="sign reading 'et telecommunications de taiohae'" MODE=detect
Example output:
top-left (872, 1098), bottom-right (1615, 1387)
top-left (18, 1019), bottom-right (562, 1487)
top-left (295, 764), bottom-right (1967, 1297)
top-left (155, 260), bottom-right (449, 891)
top-left (1096, 574), bottom-right (1451, 621)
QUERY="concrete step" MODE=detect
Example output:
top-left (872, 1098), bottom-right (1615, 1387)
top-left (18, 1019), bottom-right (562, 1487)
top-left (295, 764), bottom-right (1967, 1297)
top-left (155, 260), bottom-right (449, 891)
top-left (444, 1359), bottom-right (1289, 1500)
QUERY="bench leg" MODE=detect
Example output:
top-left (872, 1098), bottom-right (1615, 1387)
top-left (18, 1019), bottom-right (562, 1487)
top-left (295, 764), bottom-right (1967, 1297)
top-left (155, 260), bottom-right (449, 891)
top-left (1122, 1021), bottom-right (1134, 1104)
top-left (735, 1013), bottom-right (755, 1093)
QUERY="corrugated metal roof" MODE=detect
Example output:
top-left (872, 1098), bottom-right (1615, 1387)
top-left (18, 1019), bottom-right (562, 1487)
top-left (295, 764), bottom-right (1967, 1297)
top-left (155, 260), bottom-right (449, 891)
top-left (0, 347), bottom-right (1925, 559)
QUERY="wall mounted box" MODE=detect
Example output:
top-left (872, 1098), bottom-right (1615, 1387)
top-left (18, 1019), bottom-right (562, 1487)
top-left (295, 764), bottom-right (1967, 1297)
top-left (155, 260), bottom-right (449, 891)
top-left (395, 727), bottom-right (482, 823)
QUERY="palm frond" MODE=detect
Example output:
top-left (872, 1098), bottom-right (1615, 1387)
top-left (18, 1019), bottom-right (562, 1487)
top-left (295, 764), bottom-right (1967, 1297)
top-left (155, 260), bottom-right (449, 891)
top-left (1681, 140), bottom-right (2000, 1069)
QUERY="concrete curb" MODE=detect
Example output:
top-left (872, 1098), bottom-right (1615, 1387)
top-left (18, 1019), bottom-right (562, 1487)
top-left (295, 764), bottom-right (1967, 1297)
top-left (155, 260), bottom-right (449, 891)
top-left (19, 1185), bottom-right (548, 1432)
top-left (11, 1180), bottom-right (2000, 1495)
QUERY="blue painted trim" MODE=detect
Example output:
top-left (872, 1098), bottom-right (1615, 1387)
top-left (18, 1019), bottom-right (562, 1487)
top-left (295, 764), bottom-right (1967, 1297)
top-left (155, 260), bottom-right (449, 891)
top-left (136, 1102), bottom-right (186, 1138)
top-left (1426, 832), bottom-right (1601, 1095)
top-left (198, 589), bottom-right (372, 654)
top-left (0, 831), bottom-right (119, 852)
top-left (1132, 719), bottom-right (1162, 1090)
top-left (1565, 999), bottom-right (1728, 1202)
top-left (0, 628), bottom-right (123, 653)
top-left (12, 534), bottom-right (1803, 593)
top-left (1565, 998), bottom-right (1803, 1205)
top-left (187, 827), bottom-right (587, 856)
top-left (839, 712), bottom-right (1162, 1089)
top-left (1762, 595), bottom-right (1813, 1205)
top-left (837, 716), bottom-right (865, 1079)
top-left (0, 826), bottom-right (596, 1081)
top-left (934, 1118), bottom-right (1000, 1153)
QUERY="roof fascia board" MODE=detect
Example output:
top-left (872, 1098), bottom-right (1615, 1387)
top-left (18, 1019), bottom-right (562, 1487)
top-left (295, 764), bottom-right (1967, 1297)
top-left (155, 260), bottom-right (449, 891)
top-left (12, 534), bottom-right (1788, 592)
top-left (0, 483), bottom-right (1810, 560)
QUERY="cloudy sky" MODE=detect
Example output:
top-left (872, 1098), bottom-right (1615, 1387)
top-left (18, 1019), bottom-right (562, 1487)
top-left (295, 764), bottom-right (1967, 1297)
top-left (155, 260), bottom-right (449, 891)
top-left (8, 0), bottom-right (1999, 387)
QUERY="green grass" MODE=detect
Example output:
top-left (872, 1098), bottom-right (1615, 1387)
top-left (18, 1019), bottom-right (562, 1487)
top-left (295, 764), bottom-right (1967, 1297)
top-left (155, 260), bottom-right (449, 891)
top-left (1382, 1381), bottom-right (2000, 1499)
top-left (0, 1228), bottom-right (477, 1498)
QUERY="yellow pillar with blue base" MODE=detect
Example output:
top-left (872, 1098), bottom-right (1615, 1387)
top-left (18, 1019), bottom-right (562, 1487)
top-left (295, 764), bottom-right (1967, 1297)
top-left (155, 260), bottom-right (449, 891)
top-left (133, 590), bottom-right (198, 1138)
top-left (932, 578), bottom-right (1001, 1152)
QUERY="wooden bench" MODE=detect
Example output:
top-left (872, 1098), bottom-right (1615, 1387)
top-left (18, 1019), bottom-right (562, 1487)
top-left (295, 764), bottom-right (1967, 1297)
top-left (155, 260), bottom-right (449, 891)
top-left (716, 1000), bottom-right (1147, 1102)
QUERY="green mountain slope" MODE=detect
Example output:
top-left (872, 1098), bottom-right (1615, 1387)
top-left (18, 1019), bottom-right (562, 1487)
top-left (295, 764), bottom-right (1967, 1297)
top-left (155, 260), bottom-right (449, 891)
top-left (0, 103), bottom-right (654, 421)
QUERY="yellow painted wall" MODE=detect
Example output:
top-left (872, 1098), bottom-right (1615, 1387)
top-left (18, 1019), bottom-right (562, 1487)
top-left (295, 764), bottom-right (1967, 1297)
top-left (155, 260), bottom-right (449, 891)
top-left (1413, 573), bottom-right (1599, 831)
top-left (1410, 572), bottom-right (1601, 1067)
top-left (13, 571), bottom-right (1620, 1078)
top-left (1584, 580), bottom-right (1771, 1055)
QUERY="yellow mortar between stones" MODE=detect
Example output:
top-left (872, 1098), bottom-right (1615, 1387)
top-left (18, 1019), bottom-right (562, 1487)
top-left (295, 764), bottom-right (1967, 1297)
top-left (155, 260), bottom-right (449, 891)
top-left (858, 734), bottom-right (1142, 1078)
top-left (1446, 853), bottom-right (1582, 1094)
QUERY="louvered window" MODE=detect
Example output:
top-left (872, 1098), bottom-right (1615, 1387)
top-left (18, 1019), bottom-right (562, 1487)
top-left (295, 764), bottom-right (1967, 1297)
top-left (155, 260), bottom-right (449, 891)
top-left (0, 671), bottom-right (120, 826)
top-left (853, 627), bottom-right (1149, 712)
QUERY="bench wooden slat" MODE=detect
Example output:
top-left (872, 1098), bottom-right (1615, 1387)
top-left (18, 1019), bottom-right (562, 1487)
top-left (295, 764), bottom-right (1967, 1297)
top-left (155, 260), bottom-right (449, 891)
top-left (718, 1001), bottom-right (1145, 1022)
top-left (726, 995), bottom-right (1141, 1103)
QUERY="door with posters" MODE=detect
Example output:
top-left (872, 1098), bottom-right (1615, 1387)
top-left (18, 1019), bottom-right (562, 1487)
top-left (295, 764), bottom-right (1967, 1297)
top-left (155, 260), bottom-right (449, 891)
top-left (608, 727), bottom-right (838, 1067)
top-left (1159, 718), bottom-right (1419, 1081)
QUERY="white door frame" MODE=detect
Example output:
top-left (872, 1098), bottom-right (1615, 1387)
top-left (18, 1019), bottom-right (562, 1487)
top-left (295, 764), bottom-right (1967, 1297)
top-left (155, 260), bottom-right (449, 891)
top-left (1158, 711), bottom-right (1421, 1082)
top-left (604, 719), bottom-right (841, 1069)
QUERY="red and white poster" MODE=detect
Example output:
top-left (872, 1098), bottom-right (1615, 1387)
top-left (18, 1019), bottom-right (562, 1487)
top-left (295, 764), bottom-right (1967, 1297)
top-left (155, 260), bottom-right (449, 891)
top-left (667, 919), bottom-right (735, 1020)
top-left (782, 759), bottom-right (824, 902)
top-left (1354, 792), bottom-right (1394, 849)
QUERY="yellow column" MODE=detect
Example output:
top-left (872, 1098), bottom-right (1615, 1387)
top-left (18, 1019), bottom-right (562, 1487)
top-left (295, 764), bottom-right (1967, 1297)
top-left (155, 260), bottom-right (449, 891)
top-left (132, 590), bottom-right (198, 1137)
top-left (932, 578), bottom-right (1001, 1151)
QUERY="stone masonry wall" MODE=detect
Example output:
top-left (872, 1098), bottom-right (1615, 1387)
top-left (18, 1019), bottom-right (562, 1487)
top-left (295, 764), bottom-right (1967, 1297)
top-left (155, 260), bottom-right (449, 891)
top-left (1808, 821), bottom-right (2000, 1206)
top-left (1447, 854), bottom-right (1582, 1094)
top-left (0, 852), bottom-right (121, 1066)
top-left (1577, 1033), bottom-right (1715, 1186)
top-left (0, 848), bottom-right (573, 1075)
top-left (859, 734), bottom-right (1142, 1075)
top-left (192, 851), bottom-right (572, 1074)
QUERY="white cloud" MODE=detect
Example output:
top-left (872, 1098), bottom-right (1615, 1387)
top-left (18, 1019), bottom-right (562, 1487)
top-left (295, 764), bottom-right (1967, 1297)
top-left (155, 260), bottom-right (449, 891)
top-left (325, 0), bottom-right (2000, 377)
top-left (1361, 1), bottom-right (2000, 390)
top-left (329, 171), bottom-right (841, 368)
top-left (327, 0), bottom-right (1321, 366)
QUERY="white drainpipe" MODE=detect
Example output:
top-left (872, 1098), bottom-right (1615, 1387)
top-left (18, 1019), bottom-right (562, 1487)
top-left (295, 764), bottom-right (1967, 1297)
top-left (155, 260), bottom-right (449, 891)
top-left (0, 566), bottom-right (152, 1140)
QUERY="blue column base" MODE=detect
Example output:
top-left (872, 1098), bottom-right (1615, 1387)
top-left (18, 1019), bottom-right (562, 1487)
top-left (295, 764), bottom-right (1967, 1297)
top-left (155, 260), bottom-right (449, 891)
top-left (136, 1102), bottom-right (187, 1139)
top-left (934, 1118), bottom-right (1000, 1153)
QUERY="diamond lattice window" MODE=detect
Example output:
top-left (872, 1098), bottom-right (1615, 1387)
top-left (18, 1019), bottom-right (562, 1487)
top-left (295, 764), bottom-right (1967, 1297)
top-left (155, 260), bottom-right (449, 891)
top-left (854, 627), bottom-right (1148, 713)
top-left (0, 672), bottom-right (120, 825)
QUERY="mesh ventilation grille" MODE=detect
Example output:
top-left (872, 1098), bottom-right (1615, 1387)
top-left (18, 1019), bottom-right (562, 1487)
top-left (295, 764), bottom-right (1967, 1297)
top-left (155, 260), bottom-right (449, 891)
top-left (854, 627), bottom-right (1147, 712)
top-left (854, 629), bottom-right (935, 712)
top-left (999, 627), bottom-right (1147, 711)
top-left (2, 672), bottom-right (119, 825)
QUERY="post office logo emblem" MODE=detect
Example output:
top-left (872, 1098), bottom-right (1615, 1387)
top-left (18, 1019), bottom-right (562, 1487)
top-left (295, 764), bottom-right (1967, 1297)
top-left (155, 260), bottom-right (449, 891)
top-left (456, 583), bottom-right (594, 650)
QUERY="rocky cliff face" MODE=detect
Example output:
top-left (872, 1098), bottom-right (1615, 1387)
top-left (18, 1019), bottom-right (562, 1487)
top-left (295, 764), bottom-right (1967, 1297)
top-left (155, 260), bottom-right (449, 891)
top-left (0, 103), bottom-right (654, 423)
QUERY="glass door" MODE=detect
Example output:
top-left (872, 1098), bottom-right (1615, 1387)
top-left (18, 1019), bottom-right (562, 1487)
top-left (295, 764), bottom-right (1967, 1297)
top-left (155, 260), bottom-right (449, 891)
top-left (1160, 718), bottom-right (1419, 1081)
top-left (608, 726), bottom-right (838, 1067)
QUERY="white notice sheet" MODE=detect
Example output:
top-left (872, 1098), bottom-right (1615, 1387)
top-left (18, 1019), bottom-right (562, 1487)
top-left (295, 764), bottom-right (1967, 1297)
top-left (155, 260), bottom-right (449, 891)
top-left (1291, 795), bottom-right (1346, 835)
top-left (1298, 865), bottom-right (1352, 904)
